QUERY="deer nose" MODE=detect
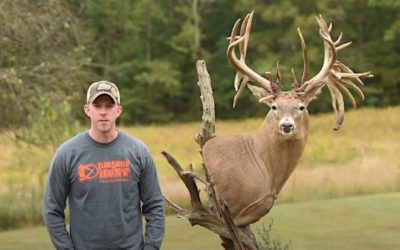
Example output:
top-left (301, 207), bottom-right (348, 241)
top-left (280, 123), bottom-right (294, 133)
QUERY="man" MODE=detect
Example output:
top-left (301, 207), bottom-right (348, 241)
top-left (43, 81), bottom-right (165, 250)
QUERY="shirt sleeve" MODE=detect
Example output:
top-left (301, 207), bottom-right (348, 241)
top-left (139, 149), bottom-right (165, 250)
top-left (42, 151), bottom-right (75, 250)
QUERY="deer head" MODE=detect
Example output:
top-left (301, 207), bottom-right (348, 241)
top-left (227, 11), bottom-right (373, 131)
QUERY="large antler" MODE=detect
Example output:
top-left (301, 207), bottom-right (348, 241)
top-left (227, 11), bottom-right (277, 108)
top-left (297, 15), bottom-right (373, 130)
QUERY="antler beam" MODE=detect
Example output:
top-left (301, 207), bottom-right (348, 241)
top-left (227, 11), bottom-right (274, 108)
top-left (297, 15), bottom-right (373, 130)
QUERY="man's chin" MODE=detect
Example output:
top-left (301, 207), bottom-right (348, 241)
top-left (97, 125), bottom-right (112, 133)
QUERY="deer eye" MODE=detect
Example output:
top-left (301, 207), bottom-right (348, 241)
top-left (271, 104), bottom-right (277, 110)
top-left (299, 105), bottom-right (305, 111)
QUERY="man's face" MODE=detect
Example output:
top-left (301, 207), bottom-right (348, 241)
top-left (84, 94), bottom-right (123, 134)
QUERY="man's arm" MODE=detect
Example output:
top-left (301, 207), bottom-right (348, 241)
top-left (139, 150), bottom-right (165, 250)
top-left (42, 152), bottom-right (74, 249)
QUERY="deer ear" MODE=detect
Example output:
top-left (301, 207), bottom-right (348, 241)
top-left (248, 84), bottom-right (270, 99)
top-left (248, 84), bottom-right (275, 105)
top-left (303, 85), bottom-right (323, 105)
top-left (259, 95), bottom-right (276, 105)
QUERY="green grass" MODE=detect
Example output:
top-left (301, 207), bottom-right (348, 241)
top-left (0, 192), bottom-right (399, 250)
top-left (0, 107), bottom-right (399, 231)
top-left (262, 192), bottom-right (400, 250)
top-left (123, 107), bottom-right (400, 204)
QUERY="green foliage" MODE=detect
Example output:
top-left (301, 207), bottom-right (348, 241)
top-left (257, 220), bottom-right (291, 250)
top-left (15, 97), bottom-right (81, 148)
top-left (117, 60), bottom-right (182, 123)
top-left (0, 0), bottom-right (91, 145)
top-left (1, 0), bottom-right (399, 132)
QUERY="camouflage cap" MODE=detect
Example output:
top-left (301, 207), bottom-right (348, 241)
top-left (86, 81), bottom-right (120, 105)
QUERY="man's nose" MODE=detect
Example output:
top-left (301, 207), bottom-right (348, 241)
top-left (100, 107), bottom-right (107, 114)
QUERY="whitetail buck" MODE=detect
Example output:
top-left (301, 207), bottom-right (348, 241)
top-left (202, 11), bottom-right (373, 227)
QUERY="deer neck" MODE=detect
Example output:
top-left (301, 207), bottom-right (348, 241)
top-left (251, 112), bottom-right (309, 193)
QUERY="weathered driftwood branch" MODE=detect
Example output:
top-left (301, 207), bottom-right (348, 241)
top-left (195, 59), bottom-right (215, 148)
top-left (161, 150), bottom-right (257, 250)
top-left (162, 60), bottom-right (258, 249)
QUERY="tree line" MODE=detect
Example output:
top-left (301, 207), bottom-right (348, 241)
top-left (0, 0), bottom-right (399, 145)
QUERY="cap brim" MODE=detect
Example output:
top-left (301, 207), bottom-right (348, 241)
top-left (88, 91), bottom-right (118, 104)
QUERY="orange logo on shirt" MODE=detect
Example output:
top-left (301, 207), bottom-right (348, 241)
top-left (78, 160), bottom-right (130, 183)
top-left (79, 163), bottom-right (98, 181)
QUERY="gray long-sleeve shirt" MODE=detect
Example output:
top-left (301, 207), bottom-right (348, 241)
top-left (43, 131), bottom-right (165, 250)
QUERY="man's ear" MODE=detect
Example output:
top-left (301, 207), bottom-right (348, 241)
top-left (116, 105), bottom-right (123, 118)
top-left (84, 104), bottom-right (90, 117)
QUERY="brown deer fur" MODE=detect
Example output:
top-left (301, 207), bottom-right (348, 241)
top-left (203, 92), bottom-right (309, 226)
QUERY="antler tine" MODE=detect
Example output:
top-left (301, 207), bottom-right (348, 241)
top-left (328, 22), bottom-right (333, 32)
top-left (335, 60), bottom-right (373, 87)
top-left (291, 68), bottom-right (300, 88)
top-left (297, 15), bottom-right (373, 130)
top-left (327, 84), bottom-right (345, 130)
top-left (227, 11), bottom-right (273, 108)
top-left (318, 16), bottom-right (337, 68)
top-left (232, 13), bottom-right (253, 92)
top-left (239, 12), bottom-right (252, 61)
top-left (275, 60), bottom-right (281, 83)
top-left (334, 32), bottom-right (343, 45)
top-left (233, 74), bottom-right (249, 108)
top-left (336, 41), bottom-right (352, 51)
top-left (233, 12), bottom-right (254, 108)
top-left (297, 27), bottom-right (309, 85)
top-left (336, 79), bottom-right (357, 108)
top-left (229, 19), bottom-right (244, 82)
top-left (229, 18), bottom-right (249, 107)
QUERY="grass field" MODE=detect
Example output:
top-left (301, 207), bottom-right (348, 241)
top-left (137, 107), bottom-right (400, 203)
top-left (0, 192), bottom-right (398, 250)
top-left (0, 107), bottom-right (399, 230)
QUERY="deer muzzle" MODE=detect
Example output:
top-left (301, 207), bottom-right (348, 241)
top-left (279, 118), bottom-right (295, 134)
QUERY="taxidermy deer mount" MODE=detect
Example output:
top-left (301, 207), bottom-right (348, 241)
top-left (162, 11), bottom-right (372, 250)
